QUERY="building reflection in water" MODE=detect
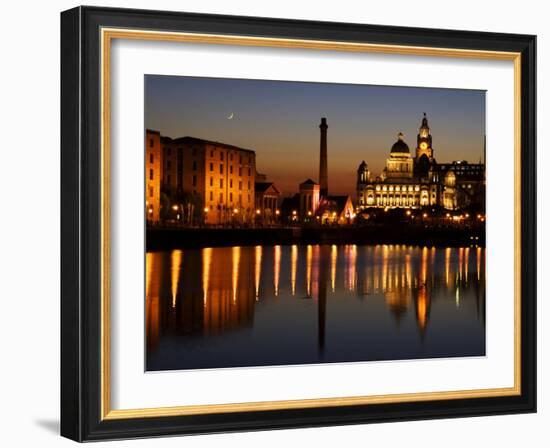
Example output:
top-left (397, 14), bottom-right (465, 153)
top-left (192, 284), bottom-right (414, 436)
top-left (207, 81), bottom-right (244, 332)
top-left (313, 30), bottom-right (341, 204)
top-left (290, 245), bottom-right (298, 296)
top-left (146, 244), bottom-right (485, 365)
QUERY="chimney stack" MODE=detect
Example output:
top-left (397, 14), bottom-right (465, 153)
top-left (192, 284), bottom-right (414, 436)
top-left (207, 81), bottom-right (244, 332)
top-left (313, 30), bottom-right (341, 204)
top-left (319, 117), bottom-right (328, 196)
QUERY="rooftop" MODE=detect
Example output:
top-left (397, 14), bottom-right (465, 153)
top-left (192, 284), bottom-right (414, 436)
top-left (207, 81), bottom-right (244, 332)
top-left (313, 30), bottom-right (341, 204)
top-left (159, 135), bottom-right (255, 154)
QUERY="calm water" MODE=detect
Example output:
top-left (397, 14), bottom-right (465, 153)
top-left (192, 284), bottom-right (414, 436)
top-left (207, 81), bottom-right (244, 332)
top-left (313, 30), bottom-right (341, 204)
top-left (146, 244), bottom-right (485, 371)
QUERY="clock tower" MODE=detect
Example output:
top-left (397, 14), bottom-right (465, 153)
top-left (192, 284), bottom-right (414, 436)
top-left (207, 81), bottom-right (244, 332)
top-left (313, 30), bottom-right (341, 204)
top-left (416, 112), bottom-right (433, 161)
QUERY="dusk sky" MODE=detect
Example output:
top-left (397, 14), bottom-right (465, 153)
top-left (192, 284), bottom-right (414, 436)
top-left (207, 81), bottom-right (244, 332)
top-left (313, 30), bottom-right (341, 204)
top-left (145, 75), bottom-right (485, 196)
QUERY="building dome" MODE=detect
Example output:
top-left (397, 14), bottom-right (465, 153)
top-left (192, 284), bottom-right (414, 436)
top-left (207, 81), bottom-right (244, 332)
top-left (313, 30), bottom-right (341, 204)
top-left (391, 132), bottom-right (410, 154)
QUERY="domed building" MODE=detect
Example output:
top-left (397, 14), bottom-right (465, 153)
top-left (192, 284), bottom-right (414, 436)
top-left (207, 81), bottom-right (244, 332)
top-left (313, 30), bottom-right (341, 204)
top-left (381, 132), bottom-right (414, 181)
top-left (356, 113), bottom-right (485, 211)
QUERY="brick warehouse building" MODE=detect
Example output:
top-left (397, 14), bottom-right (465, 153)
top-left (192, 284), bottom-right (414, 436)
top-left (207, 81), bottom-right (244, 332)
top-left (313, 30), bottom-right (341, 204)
top-left (145, 130), bottom-right (257, 225)
top-left (145, 130), bottom-right (162, 223)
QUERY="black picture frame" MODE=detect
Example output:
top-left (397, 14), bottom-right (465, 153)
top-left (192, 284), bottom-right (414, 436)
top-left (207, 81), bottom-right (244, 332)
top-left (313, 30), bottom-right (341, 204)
top-left (61, 5), bottom-right (536, 442)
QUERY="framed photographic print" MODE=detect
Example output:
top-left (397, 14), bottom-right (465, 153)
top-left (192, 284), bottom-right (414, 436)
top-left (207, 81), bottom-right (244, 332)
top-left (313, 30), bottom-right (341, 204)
top-left (60, 6), bottom-right (536, 441)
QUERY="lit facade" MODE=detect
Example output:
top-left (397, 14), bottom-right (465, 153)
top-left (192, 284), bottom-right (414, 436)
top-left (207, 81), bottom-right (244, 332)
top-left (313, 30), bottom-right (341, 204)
top-left (357, 113), bottom-right (485, 211)
top-left (145, 130), bottom-right (162, 223)
top-left (299, 179), bottom-right (321, 218)
top-left (159, 136), bottom-right (256, 225)
top-left (255, 182), bottom-right (281, 224)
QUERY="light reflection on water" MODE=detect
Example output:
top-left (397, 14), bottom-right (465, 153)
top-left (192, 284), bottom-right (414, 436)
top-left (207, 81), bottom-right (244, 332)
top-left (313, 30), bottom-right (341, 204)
top-left (146, 244), bottom-right (485, 371)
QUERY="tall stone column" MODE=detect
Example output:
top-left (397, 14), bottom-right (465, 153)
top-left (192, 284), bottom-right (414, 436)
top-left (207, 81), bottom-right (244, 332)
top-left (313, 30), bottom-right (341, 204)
top-left (319, 117), bottom-right (328, 196)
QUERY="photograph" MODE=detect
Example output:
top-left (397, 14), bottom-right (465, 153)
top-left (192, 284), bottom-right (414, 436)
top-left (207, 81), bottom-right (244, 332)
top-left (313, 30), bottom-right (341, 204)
top-left (144, 76), bottom-right (487, 371)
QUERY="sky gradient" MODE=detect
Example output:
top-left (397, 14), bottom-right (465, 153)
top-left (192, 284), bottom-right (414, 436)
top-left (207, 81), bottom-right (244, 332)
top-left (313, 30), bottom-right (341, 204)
top-left (145, 75), bottom-right (485, 196)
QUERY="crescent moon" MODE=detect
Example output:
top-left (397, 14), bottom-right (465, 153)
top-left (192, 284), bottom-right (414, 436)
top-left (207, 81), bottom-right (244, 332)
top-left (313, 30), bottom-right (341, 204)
top-left (227, 112), bottom-right (234, 120)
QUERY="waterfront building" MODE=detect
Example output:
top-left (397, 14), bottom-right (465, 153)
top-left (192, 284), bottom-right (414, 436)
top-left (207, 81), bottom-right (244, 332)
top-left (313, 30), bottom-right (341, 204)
top-left (356, 113), bottom-right (485, 211)
top-left (158, 135), bottom-right (256, 225)
top-left (317, 195), bottom-right (355, 224)
top-left (145, 129), bottom-right (162, 223)
top-left (299, 178), bottom-right (321, 218)
top-left (255, 181), bottom-right (281, 224)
